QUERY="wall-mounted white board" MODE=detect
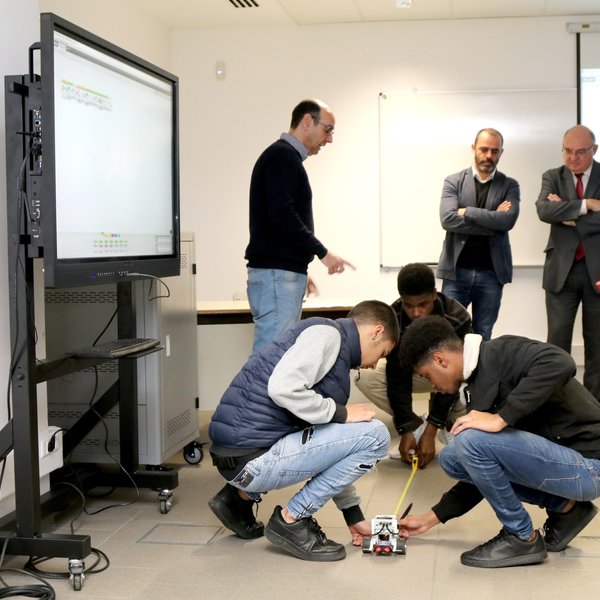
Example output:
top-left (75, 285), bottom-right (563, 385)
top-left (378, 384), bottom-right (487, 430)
top-left (379, 89), bottom-right (576, 268)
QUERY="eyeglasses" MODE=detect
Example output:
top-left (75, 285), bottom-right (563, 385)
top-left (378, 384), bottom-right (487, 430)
top-left (562, 145), bottom-right (594, 157)
top-left (314, 118), bottom-right (334, 135)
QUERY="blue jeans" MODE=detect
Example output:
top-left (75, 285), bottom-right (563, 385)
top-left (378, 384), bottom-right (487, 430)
top-left (439, 428), bottom-right (600, 539)
top-left (227, 420), bottom-right (390, 520)
top-left (442, 268), bottom-right (503, 340)
top-left (247, 268), bottom-right (307, 354)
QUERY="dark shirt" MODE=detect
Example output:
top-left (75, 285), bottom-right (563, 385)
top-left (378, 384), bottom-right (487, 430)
top-left (386, 293), bottom-right (472, 434)
top-left (244, 139), bottom-right (327, 274)
top-left (456, 178), bottom-right (493, 270)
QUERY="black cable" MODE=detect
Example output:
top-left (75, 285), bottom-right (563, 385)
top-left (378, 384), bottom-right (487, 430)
top-left (24, 548), bottom-right (110, 580)
top-left (0, 533), bottom-right (56, 599)
top-left (0, 577), bottom-right (55, 599)
top-left (55, 367), bottom-right (140, 514)
top-left (5, 142), bottom-right (33, 420)
top-left (92, 307), bottom-right (118, 346)
top-left (21, 482), bottom-right (109, 583)
top-left (125, 272), bottom-right (171, 300)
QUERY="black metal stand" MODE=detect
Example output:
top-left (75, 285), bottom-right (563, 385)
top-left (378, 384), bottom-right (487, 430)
top-left (0, 73), bottom-right (90, 560)
top-left (2, 73), bottom-right (178, 566)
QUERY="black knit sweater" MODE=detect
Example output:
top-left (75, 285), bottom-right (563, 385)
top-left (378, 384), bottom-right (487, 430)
top-left (244, 139), bottom-right (327, 274)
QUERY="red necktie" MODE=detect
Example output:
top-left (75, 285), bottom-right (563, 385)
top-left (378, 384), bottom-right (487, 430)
top-left (574, 173), bottom-right (585, 261)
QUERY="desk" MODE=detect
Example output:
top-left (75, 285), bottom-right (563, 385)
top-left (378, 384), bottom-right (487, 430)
top-left (197, 299), bottom-right (355, 325)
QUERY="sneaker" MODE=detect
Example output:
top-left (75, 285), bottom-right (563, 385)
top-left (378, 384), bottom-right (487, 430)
top-left (388, 447), bottom-right (402, 460)
top-left (412, 415), bottom-right (427, 444)
top-left (460, 528), bottom-right (547, 568)
top-left (543, 501), bottom-right (599, 552)
top-left (208, 484), bottom-right (264, 539)
top-left (436, 427), bottom-right (454, 445)
top-left (264, 505), bottom-right (346, 561)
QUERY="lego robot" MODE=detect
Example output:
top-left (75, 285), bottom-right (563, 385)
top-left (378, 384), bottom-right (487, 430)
top-left (362, 514), bottom-right (407, 556)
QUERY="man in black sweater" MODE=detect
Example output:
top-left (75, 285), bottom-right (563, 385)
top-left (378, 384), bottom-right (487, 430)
top-left (245, 98), bottom-right (353, 354)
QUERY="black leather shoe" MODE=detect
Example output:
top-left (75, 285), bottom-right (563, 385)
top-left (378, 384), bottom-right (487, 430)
top-left (543, 501), bottom-right (599, 552)
top-left (264, 505), bottom-right (346, 562)
top-left (460, 528), bottom-right (547, 568)
top-left (208, 484), bottom-right (264, 539)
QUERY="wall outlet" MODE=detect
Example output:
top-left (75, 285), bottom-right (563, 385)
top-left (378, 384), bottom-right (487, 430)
top-left (39, 426), bottom-right (62, 458)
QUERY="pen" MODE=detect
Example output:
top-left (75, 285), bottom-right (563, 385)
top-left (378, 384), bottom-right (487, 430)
top-left (399, 502), bottom-right (413, 520)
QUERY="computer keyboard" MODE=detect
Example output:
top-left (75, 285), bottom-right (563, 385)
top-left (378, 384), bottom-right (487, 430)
top-left (69, 337), bottom-right (161, 359)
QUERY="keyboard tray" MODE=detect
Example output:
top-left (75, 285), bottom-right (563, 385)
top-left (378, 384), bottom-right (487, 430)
top-left (69, 338), bottom-right (160, 359)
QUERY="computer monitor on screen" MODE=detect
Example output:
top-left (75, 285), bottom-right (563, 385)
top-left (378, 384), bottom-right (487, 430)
top-left (24, 13), bottom-right (180, 287)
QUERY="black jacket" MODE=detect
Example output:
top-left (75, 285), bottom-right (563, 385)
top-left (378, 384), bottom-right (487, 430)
top-left (387, 293), bottom-right (472, 433)
top-left (433, 335), bottom-right (600, 523)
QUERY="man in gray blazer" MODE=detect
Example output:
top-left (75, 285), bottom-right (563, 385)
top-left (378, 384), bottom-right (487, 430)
top-left (437, 129), bottom-right (520, 340)
top-left (536, 125), bottom-right (600, 400)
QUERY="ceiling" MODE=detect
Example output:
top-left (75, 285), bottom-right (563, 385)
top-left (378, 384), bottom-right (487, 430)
top-left (125, 0), bottom-right (600, 29)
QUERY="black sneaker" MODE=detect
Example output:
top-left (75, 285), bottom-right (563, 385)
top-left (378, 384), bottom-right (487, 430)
top-left (208, 484), bottom-right (264, 539)
top-left (264, 505), bottom-right (346, 562)
top-left (460, 528), bottom-right (547, 568)
top-left (543, 501), bottom-right (599, 552)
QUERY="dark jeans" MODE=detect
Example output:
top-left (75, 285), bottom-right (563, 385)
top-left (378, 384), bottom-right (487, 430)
top-left (442, 268), bottom-right (503, 341)
top-left (546, 258), bottom-right (600, 400)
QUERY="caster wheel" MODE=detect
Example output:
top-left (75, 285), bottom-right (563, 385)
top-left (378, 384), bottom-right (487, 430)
top-left (68, 558), bottom-right (85, 591)
top-left (158, 489), bottom-right (173, 513)
top-left (183, 441), bottom-right (203, 465)
top-left (72, 573), bottom-right (83, 591)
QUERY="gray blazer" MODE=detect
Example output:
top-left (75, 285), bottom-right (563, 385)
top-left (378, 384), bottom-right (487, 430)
top-left (436, 168), bottom-right (520, 285)
top-left (536, 160), bottom-right (600, 294)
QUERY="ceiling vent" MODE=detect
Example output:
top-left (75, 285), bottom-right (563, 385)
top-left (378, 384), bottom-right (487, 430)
top-left (228, 0), bottom-right (259, 7)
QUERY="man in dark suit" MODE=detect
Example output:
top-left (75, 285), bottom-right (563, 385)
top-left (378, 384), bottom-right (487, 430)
top-left (536, 125), bottom-right (600, 400)
top-left (437, 129), bottom-right (520, 340)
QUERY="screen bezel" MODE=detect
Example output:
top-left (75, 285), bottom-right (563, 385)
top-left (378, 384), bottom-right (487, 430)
top-left (39, 12), bottom-right (180, 287)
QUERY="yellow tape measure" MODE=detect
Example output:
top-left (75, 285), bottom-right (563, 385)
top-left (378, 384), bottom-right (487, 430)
top-left (393, 454), bottom-right (419, 516)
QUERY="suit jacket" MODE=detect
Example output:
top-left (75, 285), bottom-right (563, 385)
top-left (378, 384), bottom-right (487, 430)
top-left (436, 168), bottom-right (520, 285)
top-left (536, 160), bottom-right (600, 294)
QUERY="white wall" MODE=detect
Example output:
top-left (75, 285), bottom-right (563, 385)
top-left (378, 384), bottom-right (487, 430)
top-left (39, 0), bottom-right (172, 70)
top-left (173, 16), bottom-right (588, 347)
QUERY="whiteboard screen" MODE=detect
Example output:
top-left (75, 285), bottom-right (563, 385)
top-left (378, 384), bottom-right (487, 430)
top-left (379, 89), bottom-right (576, 268)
